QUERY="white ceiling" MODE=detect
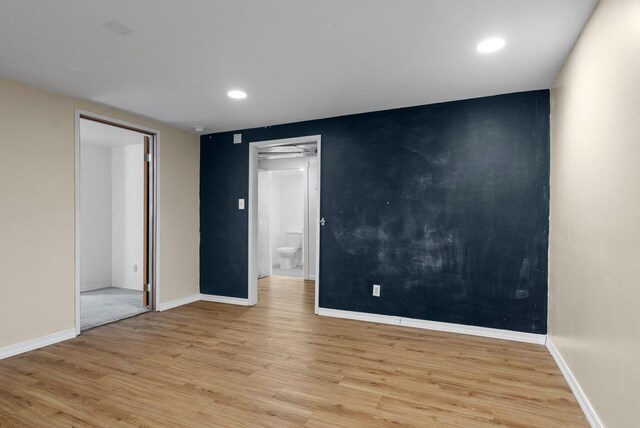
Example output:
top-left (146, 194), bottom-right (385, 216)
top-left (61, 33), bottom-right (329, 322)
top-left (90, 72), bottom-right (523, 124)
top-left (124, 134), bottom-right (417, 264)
top-left (0, 1), bottom-right (597, 133)
top-left (80, 118), bottom-right (146, 148)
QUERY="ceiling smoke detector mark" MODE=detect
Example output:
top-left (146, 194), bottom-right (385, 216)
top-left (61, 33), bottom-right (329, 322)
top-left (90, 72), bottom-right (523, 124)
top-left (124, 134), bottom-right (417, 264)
top-left (102, 19), bottom-right (136, 36)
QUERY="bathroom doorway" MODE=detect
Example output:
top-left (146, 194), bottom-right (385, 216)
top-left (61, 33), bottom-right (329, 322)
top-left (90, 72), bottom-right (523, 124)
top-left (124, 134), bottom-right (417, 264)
top-left (258, 169), bottom-right (307, 279)
top-left (248, 136), bottom-right (321, 313)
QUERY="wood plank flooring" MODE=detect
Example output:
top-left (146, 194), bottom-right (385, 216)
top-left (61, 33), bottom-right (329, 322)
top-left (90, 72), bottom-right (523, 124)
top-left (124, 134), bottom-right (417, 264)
top-left (0, 276), bottom-right (586, 427)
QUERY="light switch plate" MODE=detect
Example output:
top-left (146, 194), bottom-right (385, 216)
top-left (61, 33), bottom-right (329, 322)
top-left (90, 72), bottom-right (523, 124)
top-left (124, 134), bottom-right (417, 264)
top-left (233, 133), bottom-right (242, 144)
top-left (238, 199), bottom-right (245, 210)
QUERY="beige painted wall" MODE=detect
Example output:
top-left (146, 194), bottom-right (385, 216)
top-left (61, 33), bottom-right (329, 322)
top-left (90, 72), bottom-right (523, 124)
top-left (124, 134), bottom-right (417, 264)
top-left (550, 0), bottom-right (640, 425)
top-left (0, 76), bottom-right (199, 348)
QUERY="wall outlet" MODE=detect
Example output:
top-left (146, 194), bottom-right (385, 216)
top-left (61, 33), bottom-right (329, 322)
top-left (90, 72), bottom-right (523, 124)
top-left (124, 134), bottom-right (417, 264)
top-left (372, 284), bottom-right (381, 297)
top-left (133, 264), bottom-right (138, 273)
top-left (233, 133), bottom-right (242, 144)
top-left (238, 198), bottom-right (245, 210)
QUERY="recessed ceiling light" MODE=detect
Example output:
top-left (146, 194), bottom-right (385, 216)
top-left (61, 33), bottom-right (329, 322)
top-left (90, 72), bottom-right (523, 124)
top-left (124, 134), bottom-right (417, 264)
top-left (477, 37), bottom-right (505, 54)
top-left (228, 90), bottom-right (247, 99)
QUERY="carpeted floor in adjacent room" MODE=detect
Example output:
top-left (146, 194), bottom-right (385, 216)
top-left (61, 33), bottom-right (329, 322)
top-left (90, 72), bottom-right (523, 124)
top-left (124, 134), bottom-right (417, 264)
top-left (80, 287), bottom-right (148, 330)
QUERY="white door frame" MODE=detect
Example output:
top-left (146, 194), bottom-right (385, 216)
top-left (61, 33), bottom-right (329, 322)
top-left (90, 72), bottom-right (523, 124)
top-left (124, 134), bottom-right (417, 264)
top-left (302, 163), bottom-right (309, 280)
top-left (74, 109), bottom-right (161, 334)
top-left (248, 135), bottom-right (321, 313)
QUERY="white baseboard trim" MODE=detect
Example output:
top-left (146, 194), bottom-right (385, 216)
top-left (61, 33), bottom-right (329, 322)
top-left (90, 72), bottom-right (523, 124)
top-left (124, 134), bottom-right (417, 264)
top-left (317, 308), bottom-right (546, 345)
top-left (400, 317), bottom-right (546, 344)
top-left (319, 308), bottom-right (400, 325)
top-left (308, 274), bottom-right (316, 280)
top-left (0, 329), bottom-right (77, 360)
top-left (158, 294), bottom-right (200, 311)
top-left (111, 283), bottom-right (141, 291)
top-left (546, 337), bottom-right (603, 428)
top-left (80, 282), bottom-right (111, 292)
top-left (200, 294), bottom-right (250, 306)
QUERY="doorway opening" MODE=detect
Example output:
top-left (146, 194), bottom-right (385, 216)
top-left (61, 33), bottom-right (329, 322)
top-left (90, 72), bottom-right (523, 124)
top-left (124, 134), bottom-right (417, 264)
top-left (259, 169), bottom-right (305, 279)
top-left (249, 136), bottom-right (321, 313)
top-left (75, 111), bottom-right (158, 332)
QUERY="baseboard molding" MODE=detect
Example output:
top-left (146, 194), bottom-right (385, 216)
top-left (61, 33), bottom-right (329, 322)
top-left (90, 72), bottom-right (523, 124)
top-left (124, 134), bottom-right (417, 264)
top-left (0, 329), bottom-right (77, 360)
top-left (80, 282), bottom-right (111, 292)
top-left (317, 308), bottom-right (546, 345)
top-left (0, 293), bottom-right (247, 359)
top-left (308, 274), bottom-right (316, 280)
top-left (319, 308), bottom-right (400, 326)
top-left (199, 294), bottom-right (250, 306)
top-left (546, 337), bottom-right (603, 428)
top-left (111, 283), bottom-right (141, 291)
top-left (400, 317), bottom-right (546, 344)
top-left (158, 294), bottom-right (200, 311)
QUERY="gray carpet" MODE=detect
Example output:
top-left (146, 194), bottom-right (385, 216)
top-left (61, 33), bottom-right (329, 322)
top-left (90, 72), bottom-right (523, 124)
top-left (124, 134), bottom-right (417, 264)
top-left (80, 287), bottom-right (148, 330)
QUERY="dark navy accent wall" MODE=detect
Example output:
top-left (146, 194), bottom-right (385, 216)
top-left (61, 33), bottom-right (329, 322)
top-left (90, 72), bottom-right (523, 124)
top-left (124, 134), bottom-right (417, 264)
top-left (200, 139), bottom-right (248, 298)
top-left (200, 90), bottom-right (550, 333)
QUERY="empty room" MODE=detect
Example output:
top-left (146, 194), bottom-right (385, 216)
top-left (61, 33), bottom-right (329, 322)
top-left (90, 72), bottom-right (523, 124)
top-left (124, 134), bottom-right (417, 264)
top-left (0, 1), bottom-right (637, 427)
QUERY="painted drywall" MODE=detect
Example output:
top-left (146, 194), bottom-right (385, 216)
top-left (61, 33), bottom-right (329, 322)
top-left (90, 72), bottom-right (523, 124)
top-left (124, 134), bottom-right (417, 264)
top-left (111, 144), bottom-right (144, 291)
top-left (268, 171), bottom-right (280, 267)
top-left (308, 159), bottom-right (318, 278)
top-left (269, 170), bottom-right (304, 266)
top-left (257, 170), bottom-right (271, 278)
top-left (549, 0), bottom-right (640, 425)
top-left (79, 144), bottom-right (112, 291)
top-left (0, 75), bottom-right (199, 349)
top-left (199, 140), bottom-right (248, 297)
top-left (79, 138), bottom-right (145, 293)
top-left (201, 90), bottom-right (550, 333)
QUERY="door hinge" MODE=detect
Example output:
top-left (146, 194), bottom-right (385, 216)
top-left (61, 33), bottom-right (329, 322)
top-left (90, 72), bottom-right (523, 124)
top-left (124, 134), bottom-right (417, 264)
top-left (145, 153), bottom-right (152, 162)
top-left (145, 283), bottom-right (151, 292)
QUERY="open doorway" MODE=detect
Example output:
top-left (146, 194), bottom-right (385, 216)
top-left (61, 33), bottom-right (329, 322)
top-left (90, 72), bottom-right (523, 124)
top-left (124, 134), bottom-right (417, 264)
top-left (249, 136), bottom-right (321, 313)
top-left (75, 113), bottom-right (157, 331)
top-left (259, 169), bottom-right (305, 278)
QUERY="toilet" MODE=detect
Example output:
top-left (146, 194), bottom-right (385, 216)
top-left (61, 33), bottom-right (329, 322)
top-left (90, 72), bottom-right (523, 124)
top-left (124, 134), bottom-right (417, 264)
top-left (277, 231), bottom-right (302, 269)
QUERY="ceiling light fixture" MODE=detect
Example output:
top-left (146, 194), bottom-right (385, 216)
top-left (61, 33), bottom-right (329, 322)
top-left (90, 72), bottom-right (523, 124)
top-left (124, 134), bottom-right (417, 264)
top-left (194, 126), bottom-right (205, 133)
top-left (476, 37), bottom-right (506, 54)
top-left (227, 90), bottom-right (247, 99)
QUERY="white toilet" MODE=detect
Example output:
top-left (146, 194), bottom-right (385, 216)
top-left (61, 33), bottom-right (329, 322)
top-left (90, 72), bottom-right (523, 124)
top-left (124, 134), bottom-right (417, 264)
top-left (277, 231), bottom-right (302, 269)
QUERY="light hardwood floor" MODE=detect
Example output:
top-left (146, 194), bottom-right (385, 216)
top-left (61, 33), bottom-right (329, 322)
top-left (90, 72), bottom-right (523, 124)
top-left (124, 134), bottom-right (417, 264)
top-left (0, 276), bottom-right (586, 427)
